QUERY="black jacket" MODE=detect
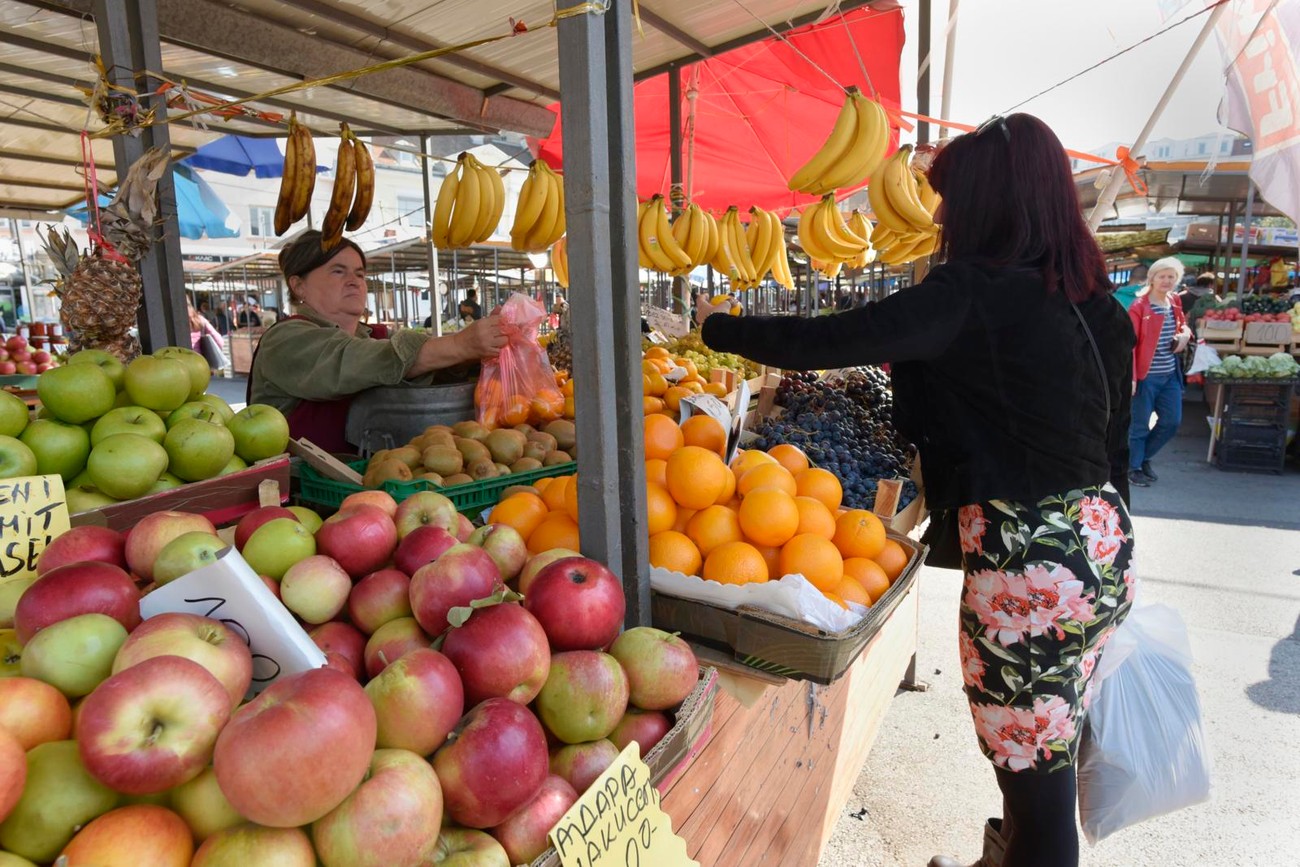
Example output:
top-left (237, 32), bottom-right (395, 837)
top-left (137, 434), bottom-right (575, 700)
top-left (702, 262), bottom-right (1135, 511)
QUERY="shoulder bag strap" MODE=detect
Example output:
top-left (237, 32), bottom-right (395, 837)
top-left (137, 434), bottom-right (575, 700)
top-left (1070, 301), bottom-right (1111, 417)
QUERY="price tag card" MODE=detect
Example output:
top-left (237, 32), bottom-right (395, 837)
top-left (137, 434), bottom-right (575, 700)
top-left (549, 742), bottom-right (697, 867)
top-left (0, 475), bottom-right (70, 583)
top-left (645, 306), bottom-right (689, 339)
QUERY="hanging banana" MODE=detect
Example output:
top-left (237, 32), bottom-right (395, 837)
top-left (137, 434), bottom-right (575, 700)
top-left (552, 236), bottom-right (569, 288)
top-left (432, 153), bottom-right (506, 250)
top-left (274, 113), bottom-right (316, 236)
top-left (788, 87), bottom-right (892, 195)
top-left (320, 127), bottom-right (356, 251)
top-left (510, 160), bottom-right (565, 252)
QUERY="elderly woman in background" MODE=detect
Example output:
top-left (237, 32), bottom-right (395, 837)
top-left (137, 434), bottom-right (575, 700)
top-left (1127, 256), bottom-right (1192, 487)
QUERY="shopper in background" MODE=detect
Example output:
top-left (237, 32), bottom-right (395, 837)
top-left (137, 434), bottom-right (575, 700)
top-left (187, 300), bottom-right (227, 375)
top-left (1112, 263), bottom-right (1147, 310)
top-left (460, 289), bottom-right (482, 322)
top-left (1180, 273), bottom-right (1221, 336)
top-left (1127, 257), bottom-right (1191, 488)
top-left (701, 114), bottom-right (1135, 867)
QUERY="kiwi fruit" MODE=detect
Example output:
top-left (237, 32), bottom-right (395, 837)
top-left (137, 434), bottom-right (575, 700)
top-left (543, 450), bottom-right (573, 466)
top-left (500, 484), bottom-right (540, 499)
top-left (456, 437), bottom-right (491, 465)
top-left (452, 420), bottom-right (489, 442)
top-left (468, 458), bottom-right (499, 480)
top-left (522, 441), bottom-right (549, 463)
top-left (422, 424), bottom-right (455, 438)
top-left (510, 457), bottom-right (543, 473)
top-left (494, 462), bottom-right (512, 476)
top-left (388, 446), bottom-right (423, 470)
top-left (485, 429), bottom-right (527, 465)
top-left (410, 431), bottom-right (454, 452)
top-left (422, 445), bottom-right (464, 476)
top-left (443, 473), bottom-right (474, 487)
top-left (542, 420), bottom-right (576, 452)
top-left (513, 423), bottom-right (536, 437)
top-left (525, 431), bottom-right (557, 452)
top-left (363, 458), bottom-right (413, 487)
top-left (418, 472), bottom-right (444, 485)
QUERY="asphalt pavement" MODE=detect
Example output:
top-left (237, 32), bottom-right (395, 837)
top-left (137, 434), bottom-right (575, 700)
top-left (820, 392), bottom-right (1300, 867)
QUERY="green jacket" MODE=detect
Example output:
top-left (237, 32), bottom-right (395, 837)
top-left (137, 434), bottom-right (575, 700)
top-left (1113, 283), bottom-right (1143, 311)
top-left (248, 305), bottom-right (431, 416)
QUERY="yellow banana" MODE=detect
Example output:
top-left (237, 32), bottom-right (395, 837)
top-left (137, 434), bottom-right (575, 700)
top-left (914, 167), bottom-right (941, 216)
top-left (768, 210), bottom-right (794, 289)
top-left (524, 166), bottom-right (561, 252)
top-left (431, 159), bottom-right (459, 248)
top-left (447, 155), bottom-right (480, 248)
top-left (727, 207), bottom-right (758, 284)
top-left (682, 204), bottom-right (709, 268)
top-left (463, 156), bottom-right (492, 243)
top-left (825, 201), bottom-right (870, 255)
top-left (712, 207), bottom-right (742, 283)
top-left (882, 146), bottom-right (935, 232)
top-left (651, 196), bottom-right (693, 272)
top-left (638, 198), bottom-right (675, 272)
top-left (811, 196), bottom-right (863, 261)
top-left (797, 199), bottom-right (835, 263)
top-left (746, 207), bottom-right (775, 280)
top-left (670, 205), bottom-right (694, 267)
top-left (553, 236), bottom-right (569, 288)
top-left (510, 162), bottom-right (548, 249)
top-left (274, 114), bottom-right (300, 236)
top-left (546, 164), bottom-right (566, 246)
top-left (701, 209), bottom-right (720, 264)
top-left (868, 157), bottom-right (911, 233)
top-left (635, 200), bottom-right (654, 269)
top-left (789, 88), bottom-right (861, 194)
top-left (810, 91), bottom-right (884, 194)
top-left (320, 129), bottom-right (356, 251)
top-left (345, 129), bottom-right (374, 231)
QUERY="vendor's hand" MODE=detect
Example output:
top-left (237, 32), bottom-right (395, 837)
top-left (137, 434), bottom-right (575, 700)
top-left (459, 313), bottom-right (507, 358)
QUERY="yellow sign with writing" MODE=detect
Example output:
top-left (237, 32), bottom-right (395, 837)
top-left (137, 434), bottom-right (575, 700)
top-left (0, 475), bottom-right (70, 582)
top-left (550, 742), bottom-right (697, 867)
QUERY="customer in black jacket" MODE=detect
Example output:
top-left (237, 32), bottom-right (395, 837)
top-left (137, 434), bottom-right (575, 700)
top-left (703, 114), bottom-right (1135, 867)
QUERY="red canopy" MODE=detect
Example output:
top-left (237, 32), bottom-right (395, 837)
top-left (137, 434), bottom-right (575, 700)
top-left (535, 6), bottom-right (905, 214)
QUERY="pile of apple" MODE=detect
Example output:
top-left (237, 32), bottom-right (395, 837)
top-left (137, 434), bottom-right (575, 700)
top-left (0, 487), bottom-right (701, 867)
top-left (0, 334), bottom-right (58, 376)
top-left (0, 345), bottom-right (290, 510)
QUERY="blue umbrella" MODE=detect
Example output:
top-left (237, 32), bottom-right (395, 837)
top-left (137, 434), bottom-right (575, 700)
top-left (67, 167), bottom-right (240, 240)
top-left (181, 134), bottom-right (288, 178)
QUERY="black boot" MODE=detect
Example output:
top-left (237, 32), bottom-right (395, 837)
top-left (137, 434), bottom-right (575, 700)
top-left (928, 819), bottom-right (1006, 867)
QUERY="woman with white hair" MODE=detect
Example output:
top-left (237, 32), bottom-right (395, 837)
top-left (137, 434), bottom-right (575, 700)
top-left (1127, 256), bottom-right (1192, 486)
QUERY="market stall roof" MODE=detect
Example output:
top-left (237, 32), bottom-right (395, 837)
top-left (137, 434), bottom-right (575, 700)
top-left (2, 0), bottom-right (888, 218)
top-left (1076, 159), bottom-right (1288, 222)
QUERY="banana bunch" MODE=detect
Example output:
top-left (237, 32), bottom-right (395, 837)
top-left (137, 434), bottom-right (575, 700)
top-left (742, 206), bottom-right (794, 290)
top-left (709, 206), bottom-right (760, 287)
top-left (273, 114), bottom-right (316, 236)
top-left (866, 145), bottom-right (941, 266)
top-left (872, 224), bottom-right (940, 266)
top-left (318, 124), bottom-right (376, 250)
top-left (811, 259), bottom-right (843, 279)
top-left (552, 236), bottom-right (569, 288)
top-left (667, 202), bottom-right (720, 276)
top-left (788, 87), bottom-right (892, 195)
top-left (509, 159), bottom-right (566, 252)
top-left (843, 211), bottom-right (877, 269)
top-left (636, 195), bottom-right (694, 275)
top-left (431, 152), bottom-right (506, 250)
top-left (797, 194), bottom-right (872, 269)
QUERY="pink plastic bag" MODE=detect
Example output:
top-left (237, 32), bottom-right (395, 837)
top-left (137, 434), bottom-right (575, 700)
top-left (474, 293), bottom-right (565, 428)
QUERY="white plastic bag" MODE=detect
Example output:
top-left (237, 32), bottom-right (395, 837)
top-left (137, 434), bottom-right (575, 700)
top-left (1077, 603), bottom-right (1211, 844)
top-left (1187, 340), bottom-right (1220, 376)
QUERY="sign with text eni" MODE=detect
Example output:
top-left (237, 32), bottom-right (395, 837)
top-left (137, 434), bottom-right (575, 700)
top-left (0, 476), bottom-right (70, 581)
top-left (550, 742), bottom-right (697, 867)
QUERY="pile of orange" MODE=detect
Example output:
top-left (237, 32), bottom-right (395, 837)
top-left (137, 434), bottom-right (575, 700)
top-left (642, 347), bottom-right (729, 417)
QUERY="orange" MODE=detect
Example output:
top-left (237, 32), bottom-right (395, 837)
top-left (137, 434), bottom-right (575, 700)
top-left (533, 477), bottom-right (555, 494)
top-left (833, 510), bottom-right (886, 560)
top-left (835, 577), bottom-right (871, 607)
top-left (686, 505), bottom-right (743, 558)
top-left (730, 449), bottom-right (777, 478)
top-left (645, 482), bottom-right (677, 536)
top-left (768, 444), bottom-right (810, 475)
top-left (713, 463), bottom-right (737, 506)
top-left (644, 458), bottom-right (668, 488)
top-left (671, 507), bottom-right (697, 534)
top-left (641, 359), bottom-right (661, 376)
top-left (753, 544), bottom-right (782, 578)
top-left (665, 446), bottom-right (729, 510)
top-left (560, 378), bottom-right (575, 397)
top-left (844, 557), bottom-right (891, 603)
top-left (644, 346), bottom-right (670, 360)
top-left (663, 386), bottom-right (694, 413)
top-left (795, 467), bottom-right (843, 512)
top-left (702, 541), bottom-right (769, 585)
top-left (678, 359), bottom-right (699, 377)
top-left (644, 414), bottom-right (684, 461)
top-left (541, 475), bottom-right (571, 512)
top-left (503, 394), bottom-right (531, 427)
top-left (779, 533), bottom-right (844, 593)
top-left (793, 496), bottom-right (836, 540)
top-left (527, 513), bottom-right (581, 554)
top-left (488, 492), bottom-right (549, 541)
top-left (648, 530), bottom-right (702, 576)
top-left (643, 396), bottom-right (665, 415)
top-left (644, 372), bottom-right (668, 397)
top-left (564, 474), bottom-right (580, 522)
top-left (738, 488), bottom-right (799, 548)
top-left (873, 540), bottom-right (911, 581)
top-left (563, 395), bottom-right (575, 418)
top-left (737, 463), bottom-right (797, 498)
top-left (703, 382), bottom-right (728, 398)
top-left (680, 415), bottom-right (728, 457)
top-left (823, 591), bottom-right (848, 609)
top-left (681, 380), bottom-right (705, 394)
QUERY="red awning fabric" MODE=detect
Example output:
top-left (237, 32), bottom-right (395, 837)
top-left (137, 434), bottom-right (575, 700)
top-left (535, 5), bottom-right (906, 215)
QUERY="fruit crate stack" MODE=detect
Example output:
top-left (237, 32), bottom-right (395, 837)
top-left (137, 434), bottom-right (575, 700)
top-left (1199, 318), bottom-right (1243, 355)
top-left (1216, 377), bottom-right (1298, 473)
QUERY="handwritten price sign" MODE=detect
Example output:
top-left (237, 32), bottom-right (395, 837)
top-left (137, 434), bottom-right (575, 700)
top-left (550, 742), bottom-right (696, 867)
top-left (0, 476), bottom-right (70, 582)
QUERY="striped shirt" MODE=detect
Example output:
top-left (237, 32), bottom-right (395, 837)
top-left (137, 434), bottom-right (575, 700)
top-left (1148, 304), bottom-right (1178, 376)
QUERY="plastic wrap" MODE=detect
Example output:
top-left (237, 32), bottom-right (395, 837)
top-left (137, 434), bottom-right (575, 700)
top-left (474, 293), bottom-right (565, 428)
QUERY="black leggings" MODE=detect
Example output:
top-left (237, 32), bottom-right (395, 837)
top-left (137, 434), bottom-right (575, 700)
top-left (995, 765), bottom-right (1079, 867)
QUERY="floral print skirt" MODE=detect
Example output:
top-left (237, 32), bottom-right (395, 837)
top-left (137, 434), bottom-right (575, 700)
top-left (956, 484), bottom-right (1134, 774)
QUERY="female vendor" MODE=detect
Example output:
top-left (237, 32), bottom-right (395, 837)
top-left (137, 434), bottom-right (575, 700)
top-left (248, 231), bottom-right (505, 451)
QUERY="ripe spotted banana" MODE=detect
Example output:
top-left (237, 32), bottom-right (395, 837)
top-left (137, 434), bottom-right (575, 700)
top-left (320, 127), bottom-right (355, 251)
top-left (344, 129), bottom-right (374, 232)
top-left (275, 115), bottom-right (316, 235)
top-left (273, 114), bottom-right (300, 236)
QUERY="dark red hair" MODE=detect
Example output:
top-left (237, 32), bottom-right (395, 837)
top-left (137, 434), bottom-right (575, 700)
top-left (927, 113), bottom-right (1110, 303)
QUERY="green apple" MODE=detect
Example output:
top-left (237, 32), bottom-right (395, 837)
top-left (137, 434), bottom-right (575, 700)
top-left (287, 505), bottom-right (323, 534)
top-left (87, 433), bottom-right (168, 500)
top-left (20, 419), bottom-right (90, 480)
top-left (148, 472), bottom-right (185, 494)
top-left (0, 575), bottom-right (34, 629)
top-left (153, 346), bottom-right (211, 400)
top-left (218, 455), bottom-right (248, 477)
top-left (35, 363), bottom-right (116, 424)
top-left (195, 393), bottom-right (235, 424)
top-left (0, 851), bottom-right (38, 867)
top-left (0, 435), bottom-right (38, 480)
top-left (228, 404), bottom-right (290, 463)
top-left (0, 628), bottom-right (21, 676)
top-left (20, 613), bottom-right (127, 698)
top-left (169, 766), bottom-right (243, 841)
top-left (124, 356), bottom-right (191, 413)
top-left (166, 401), bottom-right (221, 429)
top-left (112, 389), bottom-right (134, 408)
top-left (0, 739), bottom-right (120, 862)
top-left (91, 406), bottom-right (167, 446)
top-left (241, 517), bottom-right (315, 580)
top-left (153, 531), bottom-right (226, 584)
top-left (65, 486), bottom-right (119, 514)
top-left (0, 391), bottom-right (29, 438)
top-left (67, 349), bottom-right (127, 392)
top-left (164, 418), bottom-right (235, 482)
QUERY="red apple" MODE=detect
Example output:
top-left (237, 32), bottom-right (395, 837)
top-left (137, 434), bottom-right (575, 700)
top-left (339, 489), bottom-right (398, 517)
top-left (608, 626), bottom-right (699, 710)
top-left (14, 561), bottom-right (140, 643)
top-left (315, 505), bottom-right (398, 579)
top-left (279, 555), bottom-right (351, 624)
top-left (534, 651), bottom-right (628, 744)
top-left (311, 748), bottom-right (444, 867)
top-left (441, 603), bottom-right (550, 707)
top-left (523, 557), bottom-right (625, 651)
top-left (125, 511), bottom-right (218, 583)
top-left (549, 738), bottom-right (620, 794)
top-left (431, 828), bottom-right (510, 865)
top-left (233, 506), bottom-right (299, 551)
top-left (111, 613), bottom-right (253, 710)
top-left (36, 362), bottom-right (53, 373)
top-left (346, 568), bottom-right (411, 635)
top-left (10, 350), bottom-right (30, 363)
top-left (408, 543), bottom-right (502, 637)
top-left (5, 336), bottom-right (27, 353)
top-left (0, 676), bottom-right (73, 748)
top-left (391, 490), bottom-right (458, 539)
top-left (490, 774), bottom-right (578, 864)
top-left (168, 766), bottom-right (243, 842)
top-left (393, 525), bottom-right (457, 577)
top-left (455, 513), bottom-right (475, 542)
top-left (58, 804), bottom-right (193, 866)
top-left (363, 616), bottom-right (430, 679)
top-left (517, 548), bottom-right (580, 595)
top-left (309, 621), bottom-right (367, 682)
top-left (15, 361), bottom-right (36, 375)
top-left (78, 655), bottom-right (231, 794)
top-left (0, 348), bottom-right (8, 362)
top-left (191, 824), bottom-right (316, 867)
top-left (36, 526), bottom-right (127, 575)
top-left (608, 708), bottom-right (672, 756)
top-left (0, 728), bottom-right (23, 823)
top-left (364, 647), bottom-right (464, 755)
top-left (213, 667), bottom-right (376, 827)
top-left (467, 524), bottom-right (529, 582)
top-left (432, 697), bottom-right (549, 828)
top-left (30, 350), bottom-right (51, 365)
top-left (0, 362), bottom-right (15, 376)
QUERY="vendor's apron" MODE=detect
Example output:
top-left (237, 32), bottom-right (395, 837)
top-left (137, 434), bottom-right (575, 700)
top-left (247, 316), bottom-right (389, 454)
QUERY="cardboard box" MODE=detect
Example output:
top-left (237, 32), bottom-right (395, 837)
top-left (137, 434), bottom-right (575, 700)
top-left (70, 456), bottom-right (291, 532)
top-left (1243, 321), bottom-right (1293, 346)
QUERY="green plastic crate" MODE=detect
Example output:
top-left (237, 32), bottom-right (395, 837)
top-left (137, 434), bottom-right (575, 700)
top-left (296, 459), bottom-right (577, 517)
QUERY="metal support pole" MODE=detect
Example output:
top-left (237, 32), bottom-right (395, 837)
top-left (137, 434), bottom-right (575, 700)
top-left (93, 0), bottom-right (188, 351)
top-left (916, 0), bottom-right (932, 145)
top-left (557, 0), bottom-right (649, 626)
top-left (668, 65), bottom-right (688, 314)
top-left (9, 219), bottom-right (31, 324)
top-left (1236, 182), bottom-right (1256, 302)
top-left (421, 134), bottom-right (442, 335)
top-left (938, 0), bottom-right (960, 140)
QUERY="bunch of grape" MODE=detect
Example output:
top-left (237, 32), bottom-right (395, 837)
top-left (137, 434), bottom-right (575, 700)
top-left (657, 332), bottom-right (760, 379)
top-left (750, 368), bottom-right (918, 511)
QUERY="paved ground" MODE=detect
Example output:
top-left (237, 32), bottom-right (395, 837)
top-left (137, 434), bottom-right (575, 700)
top-left (820, 392), bottom-right (1300, 867)
top-left (208, 372), bottom-right (249, 411)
